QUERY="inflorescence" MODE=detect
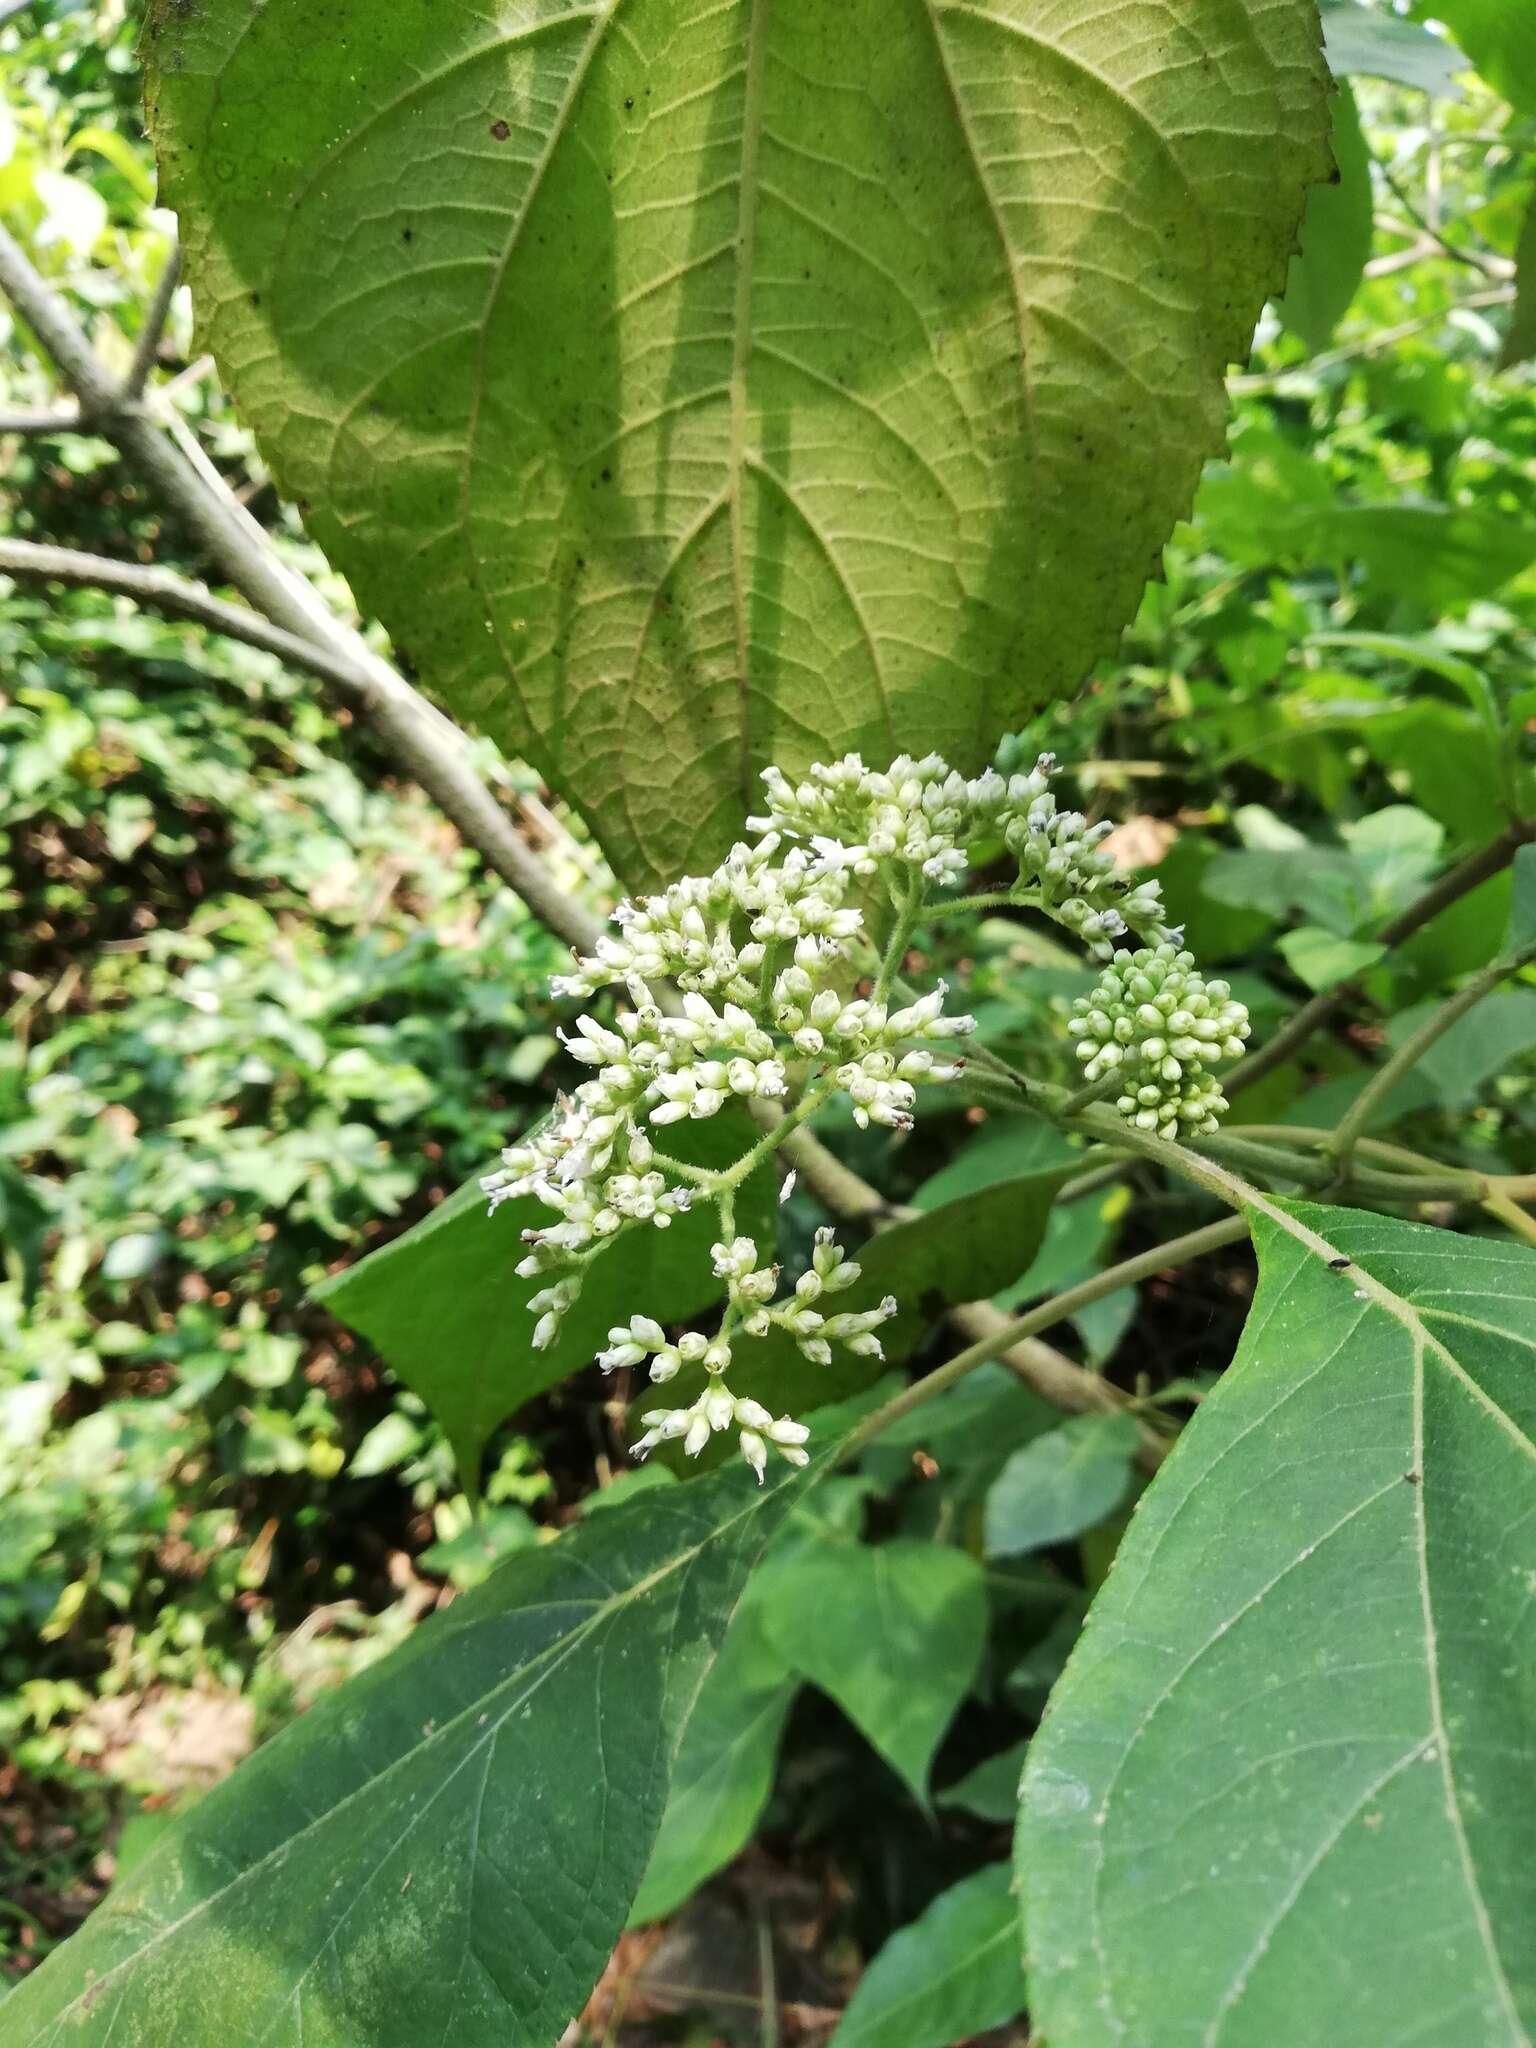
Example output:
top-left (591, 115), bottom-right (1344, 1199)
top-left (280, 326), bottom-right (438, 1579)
top-left (483, 751), bottom-right (1247, 1478)
top-left (1069, 944), bottom-right (1251, 1140)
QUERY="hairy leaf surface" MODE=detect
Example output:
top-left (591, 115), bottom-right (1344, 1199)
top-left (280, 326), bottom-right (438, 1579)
top-left (145, 0), bottom-right (1330, 887)
top-left (3, 1456), bottom-right (811, 2047)
top-left (1019, 1202), bottom-right (1536, 2047)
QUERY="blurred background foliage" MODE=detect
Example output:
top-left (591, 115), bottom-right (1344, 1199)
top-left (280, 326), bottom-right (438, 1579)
top-left (2, 0), bottom-right (1535, 2034)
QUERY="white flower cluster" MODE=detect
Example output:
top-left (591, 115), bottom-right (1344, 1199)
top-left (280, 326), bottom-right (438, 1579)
top-left (753, 751), bottom-right (1179, 956)
top-left (613, 1229), bottom-right (897, 1480)
top-left (1069, 945), bottom-right (1251, 1140)
top-left (483, 749), bottom-right (1207, 1482)
top-left (549, 834), bottom-right (861, 1007)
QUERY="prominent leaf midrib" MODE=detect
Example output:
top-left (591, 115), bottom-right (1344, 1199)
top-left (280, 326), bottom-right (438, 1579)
top-left (1087, 1192), bottom-right (1535, 2041)
top-left (727, 0), bottom-right (769, 811)
top-left (842, 1912), bottom-right (1016, 2046)
top-left (29, 1484), bottom-right (777, 2035)
top-left (459, 0), bottom-right (621, 741)
top-left (1411, 1328), bottom-right (1528, 2047)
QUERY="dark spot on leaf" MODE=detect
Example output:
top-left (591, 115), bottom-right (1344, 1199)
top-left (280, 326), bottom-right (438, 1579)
top-left (490, 119), bottom-right (510, 142)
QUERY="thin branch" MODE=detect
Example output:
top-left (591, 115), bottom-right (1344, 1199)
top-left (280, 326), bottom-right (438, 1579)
top-left (1228, 823), bottom-right (1535, 1097)
top-left (841, 1216), bottom-right (1251, 1461)
top-left (1230, 286), bottom-right (1516, 393)
top-left (0, 536), bottom-right (381, 700)
top-left (125, 242), bottom-right (182, 399)
top-left (0, 220), bottom-right (603, 956)
top-left (0, 405), bottom-right (83, 434)
top-left (1483, 1190), bottom-right (1536, 1249)
top-left (1329, 942), bottom-right (1536, 1170)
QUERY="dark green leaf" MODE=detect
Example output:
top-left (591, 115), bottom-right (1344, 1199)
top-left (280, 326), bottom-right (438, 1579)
top-left (861, 1360), bottom-right (1058, 1502)
top-left (1505, 842), bottom-right (1536, 960)
top-left (757, 1535), bottom-right (986, 1801)
top-left (3, 1453), bottom-right (814, 2047)
top-left (317, 1110), bottom-right (772, 1492)
top-left (0, 1159), bottom-right (51, 1307)
top-left (1278, 80), bottom-right (1374, 352)
top-left (829, 1863), bottom-right (1027, 2048)
top-left (145, 0), bottom-right (1330, 888)
top-left (938, 1739), bottom-right (1029, 1825)
top-left (983, 1413), bottom-right (1140, 1558)
top-left (1501, 190), bottom-right (1536, 372)
top-left (628, 1584), bottom-right (796, 1925)
top-left (1021, 1202), bottom-right (1536, 2047)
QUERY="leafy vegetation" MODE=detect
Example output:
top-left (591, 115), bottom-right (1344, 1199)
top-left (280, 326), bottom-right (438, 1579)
top-left (3, 1), bottom-right (1535, 2042)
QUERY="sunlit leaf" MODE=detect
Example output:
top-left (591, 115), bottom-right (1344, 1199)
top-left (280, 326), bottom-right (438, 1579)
top-left (145, 0), bottom-right (1330, 888)
top-left (1408, 0), bottom-right (1536, 115)
top-left (1319, 0), bottom-right (1466, 96)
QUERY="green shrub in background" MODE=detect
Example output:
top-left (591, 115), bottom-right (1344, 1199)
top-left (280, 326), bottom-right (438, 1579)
top-left (2, 0), bottom-right (1535, 2042)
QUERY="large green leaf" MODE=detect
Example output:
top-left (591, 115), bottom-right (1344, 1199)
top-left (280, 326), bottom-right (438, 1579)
top-left (757, 1534), bottom-right (986, 1800)
top-left (316, 1109), bottom-right (773, 1491)
top-left (2, 1452), bottom-right (814, 2047)
top-left (145, 0), bottom-right (1330, 889)
top-left (1408, 0), bottom-right (1536, 115)
top-left (829, 1863), bottom-right (1027, 2048)
top-left (1020, 1202), bottom-right (1536, 2047)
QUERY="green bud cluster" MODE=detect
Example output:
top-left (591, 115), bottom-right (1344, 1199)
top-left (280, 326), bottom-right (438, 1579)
top-left (1069, 945), bottom-right (1250, 1140)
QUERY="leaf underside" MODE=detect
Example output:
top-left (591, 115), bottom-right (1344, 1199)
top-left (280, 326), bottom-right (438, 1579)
top-left (1019, 1202), bottom-right (1536, 2048)
top-left (146, 0), bottom-right (1330, 888)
